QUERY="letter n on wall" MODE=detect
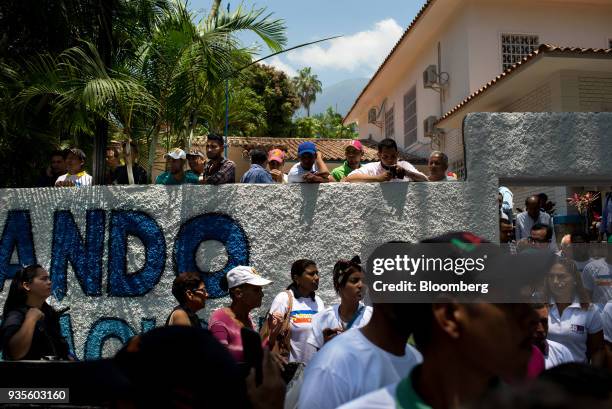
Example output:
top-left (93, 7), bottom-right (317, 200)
top-left (51, 210), bottom-right (105, 301)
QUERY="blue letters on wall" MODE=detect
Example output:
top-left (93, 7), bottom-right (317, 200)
top-left (174, 213), bottom-right (249, 298)
top-left (0, 210), bottom-right (36, 290)
top-left (51, 210), bottom-right (105, 301)
top-left (83, 318), bottom-right (136, 360)
top-left (107, 211), bottom-right (166, 296)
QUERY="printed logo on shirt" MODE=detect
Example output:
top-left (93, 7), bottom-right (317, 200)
top-left (570, 324), bottom-right (585, 334)
top-left (290, 310), bottom-right (316, 324)
top-left (594, 273), bottom-right (612, 287)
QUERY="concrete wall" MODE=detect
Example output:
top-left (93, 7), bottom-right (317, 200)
top-left (1, 113), bottom-right (611, 360)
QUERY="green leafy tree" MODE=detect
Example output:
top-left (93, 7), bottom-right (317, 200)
top-left (293, 67), bottom-right (322, 117)
top-left (294, 116), bottom-right (322, 138)
top-left (313, 106), bottom-right (359, 139)
top-left (243, 63), bottom-right (300, 136)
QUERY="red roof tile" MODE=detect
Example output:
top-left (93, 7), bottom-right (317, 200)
top-left (437, 44), bottom-right (612, 124)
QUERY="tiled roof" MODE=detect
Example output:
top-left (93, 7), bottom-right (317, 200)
top-left (437, 44), bottom-right (612, 124)
top-left (344, 0), bottom-right (436, 122)
top-left (191, 136), bottom-right (381, 161)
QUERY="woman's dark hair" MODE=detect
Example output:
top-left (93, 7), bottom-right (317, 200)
top-left (289, 259), bottom-right (316, 284)
top-left (543, 256), bottom-right (590, 309)
top-left (172, 272), bottom-right (204, 305)
top-left (2, 265), bottom-right (45, 320)
top-left (332, 256), bottom-right (362, 293)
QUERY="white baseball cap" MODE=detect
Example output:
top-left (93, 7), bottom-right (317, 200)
top-left (226, 266), bottom-right (272, 289)
top-left (164, 148), bottom-right (187, 160)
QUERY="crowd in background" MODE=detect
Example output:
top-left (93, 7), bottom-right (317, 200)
top-left (36, 134), bottom-right (459, 189)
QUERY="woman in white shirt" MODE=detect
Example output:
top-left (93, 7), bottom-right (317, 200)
top-left (307, 256), bottom-right (372, 350)
top-left (545, 256), bottom-right (605, 365)
top-left (267, 259), bottom-right (324, 365)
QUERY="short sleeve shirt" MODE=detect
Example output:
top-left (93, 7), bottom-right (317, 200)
top-left (287, 163), bottom-right (319, 183)
top-left (347, 161), bottom-right (426, 182)
top-left (208, 307), bottom-right (255, 362)
top-left (55, 171), bottom-right (92, 187)
top-left (269, 290), bottom-right (324, 363)
top-left (544, 340), bottom-right (574, 369)
top-left (581, 258), bottom-right (612, 306)
top-left (547, 301), bottom-right (603, 362)
top-left (155, 171), bottom-right (199, 185)
top-left (330, 162), bottom-right (359, 182)
top-left (306, 303), bottom-right (372, 349)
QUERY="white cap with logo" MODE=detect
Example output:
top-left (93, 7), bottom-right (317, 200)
top-left (226, 266), bottom-right (272, 289)
top-left (164, 148), bottom-right (187, 160)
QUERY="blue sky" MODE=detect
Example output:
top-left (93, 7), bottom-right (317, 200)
top-left (189, 0), bottom-right (428, 87)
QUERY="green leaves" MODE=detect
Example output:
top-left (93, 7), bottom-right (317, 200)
top-left (293, 67), bottom-right (323, 117)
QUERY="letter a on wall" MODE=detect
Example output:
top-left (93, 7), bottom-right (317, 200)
top-left (0, 210), bottom-right (36, 290)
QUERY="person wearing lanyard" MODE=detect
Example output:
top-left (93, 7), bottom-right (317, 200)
top-left (545, 256), bottom-right (605, 365)
top-left (307, 256), bottom-right (372, 350)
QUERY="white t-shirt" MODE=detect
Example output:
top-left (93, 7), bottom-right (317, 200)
top-left (298, 328), bottom-right (422, 409)
top-left (602, 302), bottom-right (612, 343)
top-left (547, 301), bottom-right (603, 362)
top-left (544, 339), bottom-right (574, 369)
top-left (347, 161), bottom-right (426, 182)
top-left (338, 382), bottom-right (398, 409)
top-left (581, 258), bottom-right (612, 307)
top-left (269, 290), bottom-right (324, 364)
top-left (307, 303), bottom-right (373, 349)
top-left (55, 171), bottom-right (92, 187)
top-left (287, 163), bottom-right (319, 183)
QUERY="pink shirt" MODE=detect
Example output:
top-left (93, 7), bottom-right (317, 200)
top-left (208, 308), bottom-right (254, 362)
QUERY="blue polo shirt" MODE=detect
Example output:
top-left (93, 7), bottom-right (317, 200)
top-left (240, 164), bottom-right (274, 184)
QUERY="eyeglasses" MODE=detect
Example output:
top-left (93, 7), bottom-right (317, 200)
top-left (190, 287), bottom-right (207, 295)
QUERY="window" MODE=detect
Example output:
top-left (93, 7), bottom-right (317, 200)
top-left (501, 34), bottom-right (539, 71)
top-left (403, 87), bottom-right (417, 147)
top-left (385, 107), bottom-right (394, 138)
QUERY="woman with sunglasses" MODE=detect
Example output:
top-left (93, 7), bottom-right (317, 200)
top-left (0, 265), bottom-right (69, 360)
top-left (166, 272), bottom-right (208, 327)
top-left (307, 256), bottom-right (372, 350)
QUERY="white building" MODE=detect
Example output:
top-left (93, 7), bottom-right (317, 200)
top-left (344, 0), bottom-right (612, 179)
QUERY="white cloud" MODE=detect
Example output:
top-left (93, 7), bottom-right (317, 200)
top-left (264, 56), bottom-right (298, 78)
top-left (286, 19), bottom-right (404, 73)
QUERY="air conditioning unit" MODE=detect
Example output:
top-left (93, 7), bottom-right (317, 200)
top-left (367, 108), bottom-right (377, 124)
top-left (424, 116), bottom-right (439, 136)
top-left (423, 65), bottom-right (438, 89)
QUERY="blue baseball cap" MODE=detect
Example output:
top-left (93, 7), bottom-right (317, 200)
top-left (298, 141), bottom-right (317, 156)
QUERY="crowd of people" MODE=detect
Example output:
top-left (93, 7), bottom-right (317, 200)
top-left (1, 232), bottom-right (611, 408)
top-left (37, 134), bottom-right (459, 188)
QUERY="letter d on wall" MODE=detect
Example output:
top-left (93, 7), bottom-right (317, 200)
top-left (107, 211), bottom-right (166, 296)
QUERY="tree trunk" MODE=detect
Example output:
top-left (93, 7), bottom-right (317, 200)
top-left (147, 125), bottom-right (161, 183)
top-left (207, 0), bottom-right (222, 26)
top-left (92, 0), bottom-right (114, 185)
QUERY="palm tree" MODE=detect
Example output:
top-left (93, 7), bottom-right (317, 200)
top-left (293, 67), bottom-right (322, 117)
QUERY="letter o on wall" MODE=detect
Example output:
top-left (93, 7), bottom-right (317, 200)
top-left (173, 213), bottom-right (249, 298)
